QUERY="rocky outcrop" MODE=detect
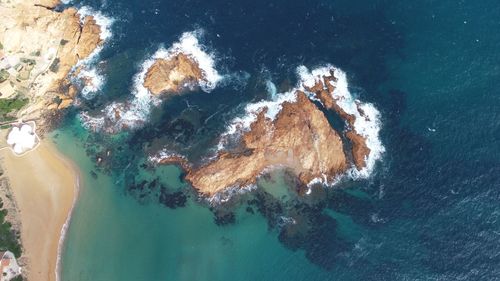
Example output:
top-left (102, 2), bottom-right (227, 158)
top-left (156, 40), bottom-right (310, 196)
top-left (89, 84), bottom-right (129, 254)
top-left (0, 0), bottom-right (103, 125)
top-left (304, 71), bottom-right (370, 169)
top-left (143, 54), bottom-right (205, 96)
top-left (185, 92), bottom-right (348, 196)
top-left (154, 69), bottom-right (375, 197)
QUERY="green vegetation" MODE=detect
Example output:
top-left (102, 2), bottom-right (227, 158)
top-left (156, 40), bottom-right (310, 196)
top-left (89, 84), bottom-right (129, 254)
top-left (0, 198), bottom-right (22, 258)
top-left (60, 39), bottom-right (69, 46)
top-left (0, 42), bottom-right (3, 50)
top-left (49, 58), bottom-right (60, 72)
top-left (0, 69), bottom-right (9, 83)
top-left (20, 58), bottom-right (36, 66)
top-left (0, 97), bottom-right (29, 121)
top-left (11, 275), bottom-right (23, 281)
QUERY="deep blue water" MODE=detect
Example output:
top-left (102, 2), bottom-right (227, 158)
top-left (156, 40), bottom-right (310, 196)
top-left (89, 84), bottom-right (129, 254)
top-left (59, 0), bottom-right (500, 280)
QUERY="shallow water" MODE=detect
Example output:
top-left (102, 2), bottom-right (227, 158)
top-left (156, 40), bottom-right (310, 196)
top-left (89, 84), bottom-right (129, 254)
top-left (57, 0), bottom-right (500, 280)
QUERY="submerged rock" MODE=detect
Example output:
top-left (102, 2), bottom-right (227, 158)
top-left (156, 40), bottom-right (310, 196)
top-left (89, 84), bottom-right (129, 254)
top-left (158, 188), bottom-right (187, 209)
top-left (213, 210), bottom-right (236, 226)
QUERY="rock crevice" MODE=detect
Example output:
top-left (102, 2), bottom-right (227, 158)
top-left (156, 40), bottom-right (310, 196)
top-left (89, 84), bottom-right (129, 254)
top-left (154, 69), bottom-right (376, 197)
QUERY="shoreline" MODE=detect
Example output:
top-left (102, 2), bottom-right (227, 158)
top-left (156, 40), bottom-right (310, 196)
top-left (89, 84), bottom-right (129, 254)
top-left (53, 144), bottom-right (80, 281)
top-left (0, 139), bottom-right (80, 281)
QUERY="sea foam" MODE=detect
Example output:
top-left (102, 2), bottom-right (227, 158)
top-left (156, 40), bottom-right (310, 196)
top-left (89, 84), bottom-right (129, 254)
top-left (297, 65), bottom-right (385, 178)
top-left (218, 65), bottom-right (385, 180)
top-left (77, 6), bottom-right (114, 42)
top-left (217, 90), bottom-right (297, 150)
top-left (148, 149), bottom-right (187, 164)
top-left (155, 30), bottom-right (223, 92)
top-left (79, 67), bottom-right (105, 99)
top-left (80, 30), bottom-right (222, 132)
top-left (73, 7), bottom-right (114, 99)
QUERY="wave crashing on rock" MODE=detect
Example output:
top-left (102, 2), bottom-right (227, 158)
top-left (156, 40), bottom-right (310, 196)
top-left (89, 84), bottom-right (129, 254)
top-left (80, 30), bottom-right (221, 133)
top-left (150, 65), bottom-right (385, 199)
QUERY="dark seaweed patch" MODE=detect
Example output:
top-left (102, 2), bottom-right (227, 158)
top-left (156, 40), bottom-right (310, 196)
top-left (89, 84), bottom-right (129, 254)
top-left (159, 187), bottom-right (187, 209)
top-left (213, 210), bottom-right (236, 226)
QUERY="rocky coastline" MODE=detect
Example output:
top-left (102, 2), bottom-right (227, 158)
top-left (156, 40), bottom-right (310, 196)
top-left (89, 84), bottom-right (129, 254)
top-left (0, 1), bottom-right (105, 280)
top-left (153, 68), bottom-right (377, 197)
top-left (0, 0), bottom-right (103, 131)
top-left (143, 53), bottom-right (205, 96)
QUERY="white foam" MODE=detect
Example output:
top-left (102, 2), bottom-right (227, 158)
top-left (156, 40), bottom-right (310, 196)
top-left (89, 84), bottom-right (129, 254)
top-left (77, 6), bottom-right (114, 42)
top-left (102, 54), bottom-right (161, 131)
top-left (265, 80), bottom-right (277, 99)
top-left (307, 172), bottom-right (344, 188)
top-left (207, 184), bottom-right (257, 205)
top-left (72, 7), bottom-right (114, 98)
top-left (79, 68), bottom-right (104, 99)
top-left (217, 90), bottom-right (297, 150)
top-left (218, 65), bottom-right (384, 180)
top-left (55, 175), bottom-right (79, 281)
top-left (81, 30), bottom-right (222, 132)
top-left (218, 67), bottom-right (341, 149)
top-left (79, 111), bottom-right (105, 132)
top-left (78, 55), bottom-right (156, 132)
top-left (148, 149), bottom-right (187, 164)
top-left (7, 124), bottom-right (38, 154)
top-left (297, 65), bottom-right (385, 178)
top-left (150, 30), bottom-right (222, 92)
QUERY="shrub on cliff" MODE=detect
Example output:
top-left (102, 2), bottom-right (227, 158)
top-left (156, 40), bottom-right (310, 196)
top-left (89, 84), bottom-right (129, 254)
top-left (0, 198), bottom-right (22, 258)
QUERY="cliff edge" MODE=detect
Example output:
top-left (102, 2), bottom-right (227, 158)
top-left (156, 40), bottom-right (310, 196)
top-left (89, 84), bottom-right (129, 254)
top-left (0, 0), bottom-right (103, 128)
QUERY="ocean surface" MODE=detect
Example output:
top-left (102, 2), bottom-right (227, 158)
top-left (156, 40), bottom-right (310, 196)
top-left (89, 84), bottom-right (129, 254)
top-left (53, 0), bottom-right (500, 280)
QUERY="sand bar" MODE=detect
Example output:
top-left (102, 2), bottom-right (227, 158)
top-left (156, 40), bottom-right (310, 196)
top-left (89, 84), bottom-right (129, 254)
top-left (0, 140), bottom-right (78, 281)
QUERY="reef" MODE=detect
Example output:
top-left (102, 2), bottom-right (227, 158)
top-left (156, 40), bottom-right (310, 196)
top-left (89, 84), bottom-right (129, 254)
top-left (0, 0), bottom-right (103, 127)
top-left (153, 67), bottom-right (382, 197)
top-left (143, 53), bottom-right (205, 96)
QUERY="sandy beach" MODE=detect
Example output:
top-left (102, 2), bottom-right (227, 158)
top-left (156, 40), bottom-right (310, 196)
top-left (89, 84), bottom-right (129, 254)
top-left (0, 140), bottom-right (78, 281)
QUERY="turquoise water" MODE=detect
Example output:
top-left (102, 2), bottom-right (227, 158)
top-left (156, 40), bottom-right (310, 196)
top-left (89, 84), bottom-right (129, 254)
top-left (54, 120), bottom-right (336, 281)
top-left (55, 0), bottom-right (500, 280)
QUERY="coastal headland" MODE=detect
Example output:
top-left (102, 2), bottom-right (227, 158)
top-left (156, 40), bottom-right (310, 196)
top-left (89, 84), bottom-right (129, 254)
top-left (0, 0), bottom-right (103, 128)
top-left (0, 0), bottom-right (105, 280)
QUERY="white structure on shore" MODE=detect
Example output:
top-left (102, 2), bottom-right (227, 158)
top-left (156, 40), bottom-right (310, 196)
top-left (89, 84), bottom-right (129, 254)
top-left (0, 251), bottom-right (21, 281)
top-left (6, 122), bottom-right (39, 155)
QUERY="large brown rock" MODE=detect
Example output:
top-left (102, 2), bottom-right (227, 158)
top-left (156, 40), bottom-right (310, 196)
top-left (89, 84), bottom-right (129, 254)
top-left (305, 73), bottom-right (370, 169)
top-left (143, 54), bottom-right (204, 96)
top-left (76, 16), bottom-right (102, 59)
top-left (156, 69), bottom-right (374, 196)
top-left (182, 92), bottom-right (348, 196)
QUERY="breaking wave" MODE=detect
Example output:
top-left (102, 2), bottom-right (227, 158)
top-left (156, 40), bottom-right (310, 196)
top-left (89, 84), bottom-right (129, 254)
top-left (218, 65), bottom-right (385, 180)
top-left (79, 30), bottom-right (223, 132)
top-left (296, 65), bottom-right (385, 178)
top-left (77, 6), bottom-right (114, 42)
top-left (78, 67), bottom-right (105, 99)
top-left (154, 30), bottom-right (223, 92)
top-left (148, 149), bottom-right (187, 164)
top-left (72, 6), bottom-right (114, 99)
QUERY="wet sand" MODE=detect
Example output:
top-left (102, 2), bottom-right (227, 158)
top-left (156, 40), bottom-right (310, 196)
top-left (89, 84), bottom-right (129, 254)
top-left (0, 140), bottom-right (78, 281)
